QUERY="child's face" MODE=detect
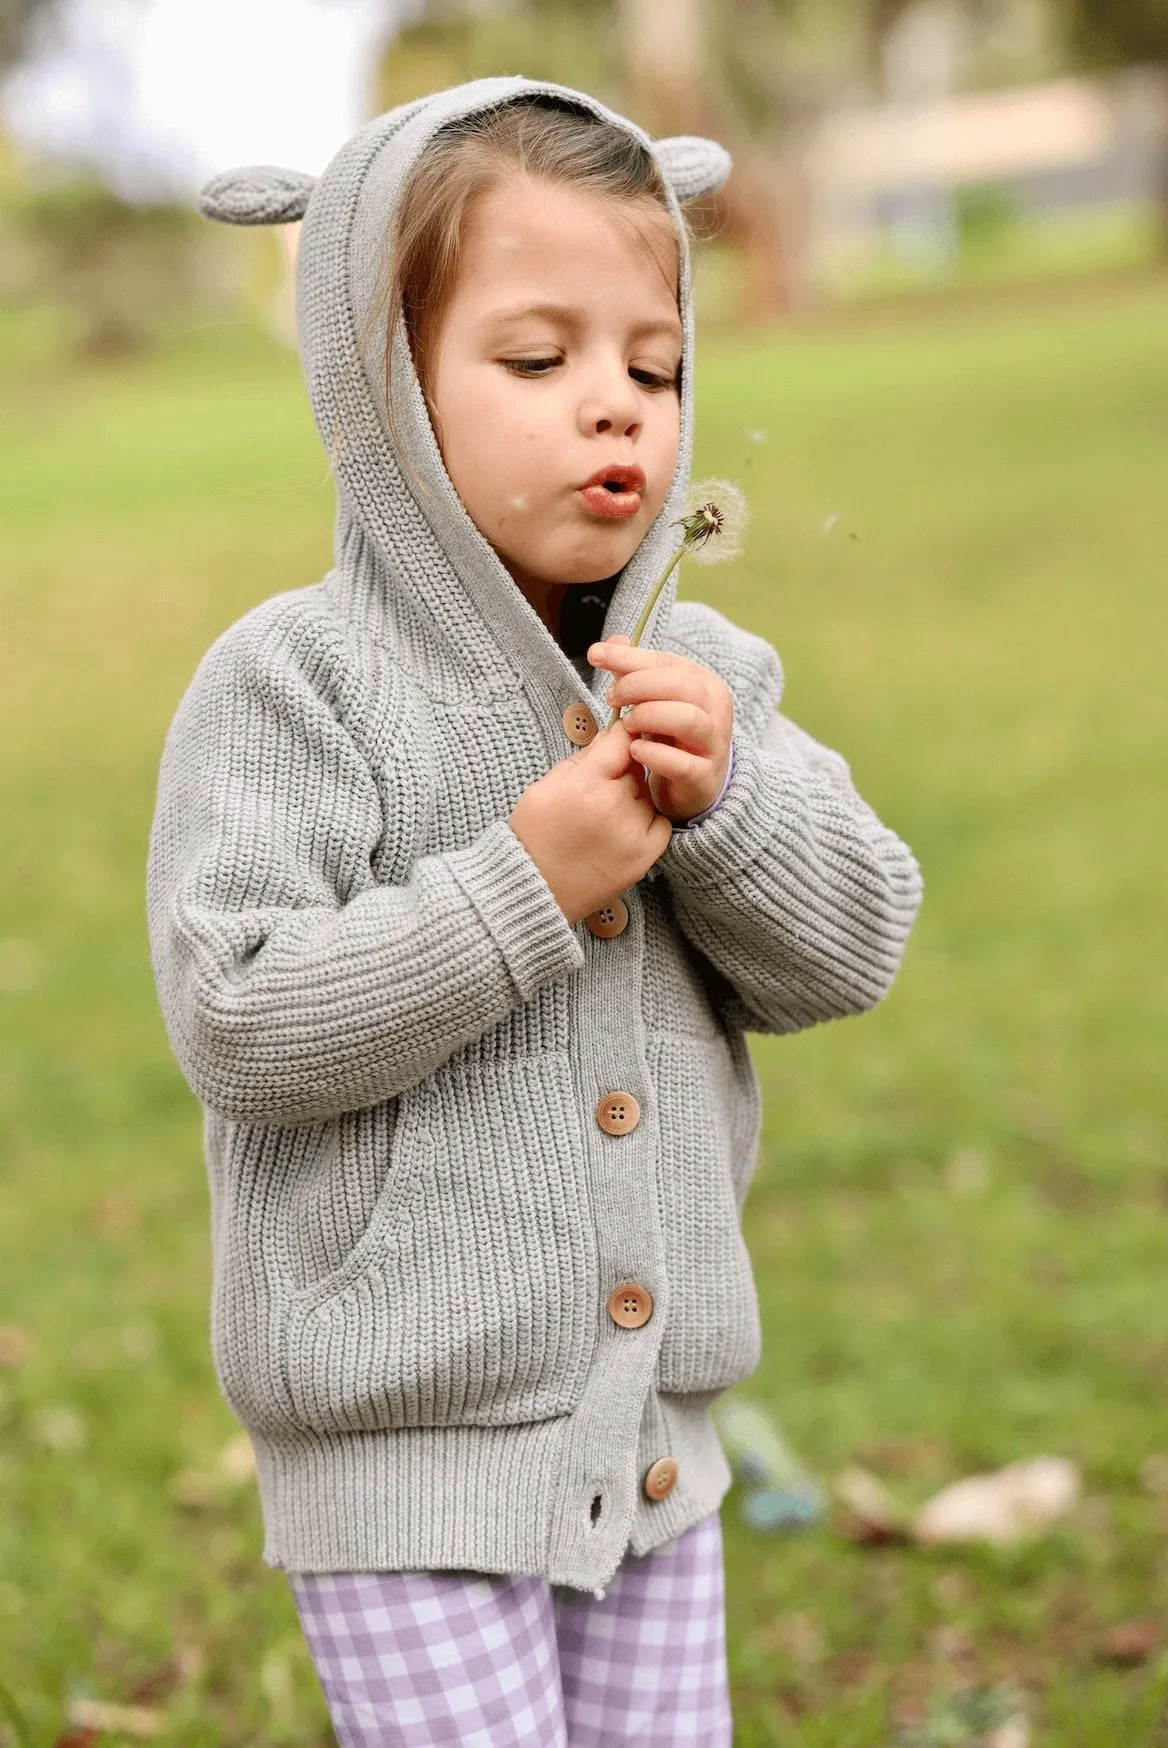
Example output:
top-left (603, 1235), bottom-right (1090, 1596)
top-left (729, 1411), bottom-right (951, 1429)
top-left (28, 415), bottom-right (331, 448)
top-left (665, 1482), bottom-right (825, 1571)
top-left (427, 174), bottom-right (682, 597)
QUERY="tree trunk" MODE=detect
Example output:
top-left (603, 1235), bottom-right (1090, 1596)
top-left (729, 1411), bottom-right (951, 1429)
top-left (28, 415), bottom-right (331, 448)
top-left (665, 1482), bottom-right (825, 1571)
top-left (1155, 65), bottom-right (1168, 257)
top-left (619, 0), bottom-right (804, 320)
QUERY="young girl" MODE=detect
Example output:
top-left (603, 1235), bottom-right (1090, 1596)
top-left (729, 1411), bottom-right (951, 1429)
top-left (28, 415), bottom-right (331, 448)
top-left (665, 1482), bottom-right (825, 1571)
top-left (147, 76), bottom-right (922, 1746)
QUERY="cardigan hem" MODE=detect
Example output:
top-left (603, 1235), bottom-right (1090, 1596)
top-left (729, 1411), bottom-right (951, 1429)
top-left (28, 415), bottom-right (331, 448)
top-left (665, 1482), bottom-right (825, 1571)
top-left (253, 1385), bottom-right (735, 1592)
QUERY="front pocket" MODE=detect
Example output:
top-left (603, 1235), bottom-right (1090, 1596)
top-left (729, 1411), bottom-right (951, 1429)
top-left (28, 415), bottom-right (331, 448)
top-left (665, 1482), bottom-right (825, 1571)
top-left (649, 1032), bottom-right (763, 1394)
top-left (279, 1052), bottom-right (598, 1433)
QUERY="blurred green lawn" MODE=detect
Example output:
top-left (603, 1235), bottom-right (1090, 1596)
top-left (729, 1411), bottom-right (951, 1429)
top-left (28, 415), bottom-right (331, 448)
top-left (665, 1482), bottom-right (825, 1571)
top-left (1, 274), bottom-right (1166, 1744)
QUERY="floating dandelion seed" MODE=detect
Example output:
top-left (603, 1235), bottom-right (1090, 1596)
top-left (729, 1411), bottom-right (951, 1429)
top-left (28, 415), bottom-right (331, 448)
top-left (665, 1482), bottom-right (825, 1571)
top-left (605, 476), bottom-right (749, 728)
top-left (746, 428), bottom-right (768, 444)
top-left (820, 513), bottom-right (840, 534)
top-left (508, 494), bottom-right (529, 512)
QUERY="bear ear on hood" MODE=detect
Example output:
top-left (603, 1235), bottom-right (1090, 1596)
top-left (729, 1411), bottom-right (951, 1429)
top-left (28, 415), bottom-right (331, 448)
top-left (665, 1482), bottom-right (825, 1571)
top-left (197, 166), bottom-right (317, 226)
top-left (652, 135), bottom-right (732, 203)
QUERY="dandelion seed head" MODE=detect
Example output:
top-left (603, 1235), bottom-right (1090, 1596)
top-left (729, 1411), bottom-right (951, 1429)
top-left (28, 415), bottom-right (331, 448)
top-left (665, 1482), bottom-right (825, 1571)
top-left (674, 476), bottom-right (749, 566)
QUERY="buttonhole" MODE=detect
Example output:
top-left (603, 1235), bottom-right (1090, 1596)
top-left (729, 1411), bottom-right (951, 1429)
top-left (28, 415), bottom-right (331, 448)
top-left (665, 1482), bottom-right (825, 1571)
top-left (590, 1491), bottom-right (603, 1527)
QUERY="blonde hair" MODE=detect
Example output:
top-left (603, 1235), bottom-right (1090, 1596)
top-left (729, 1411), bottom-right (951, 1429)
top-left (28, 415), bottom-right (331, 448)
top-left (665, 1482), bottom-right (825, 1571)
top-left (371, 95), bottom-right (686, 491)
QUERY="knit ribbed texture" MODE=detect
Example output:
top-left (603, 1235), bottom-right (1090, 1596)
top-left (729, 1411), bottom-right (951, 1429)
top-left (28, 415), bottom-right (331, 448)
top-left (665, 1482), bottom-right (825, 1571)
top-left (147, 77), bottom-right (922, 1590)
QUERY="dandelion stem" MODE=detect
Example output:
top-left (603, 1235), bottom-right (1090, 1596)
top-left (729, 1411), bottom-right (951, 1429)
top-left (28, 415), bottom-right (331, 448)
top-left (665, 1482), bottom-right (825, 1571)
top-left (606, 543), bottom-right (686, 729)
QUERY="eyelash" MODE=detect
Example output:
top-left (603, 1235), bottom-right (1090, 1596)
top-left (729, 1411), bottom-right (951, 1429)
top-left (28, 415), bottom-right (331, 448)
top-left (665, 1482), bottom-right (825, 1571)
top-left (503, 358), bottom-right (677, 391)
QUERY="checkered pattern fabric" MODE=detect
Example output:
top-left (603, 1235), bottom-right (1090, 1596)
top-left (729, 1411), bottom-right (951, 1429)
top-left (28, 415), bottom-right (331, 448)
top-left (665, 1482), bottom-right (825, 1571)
top-left (290, 1510), bottom-right (731, 1746)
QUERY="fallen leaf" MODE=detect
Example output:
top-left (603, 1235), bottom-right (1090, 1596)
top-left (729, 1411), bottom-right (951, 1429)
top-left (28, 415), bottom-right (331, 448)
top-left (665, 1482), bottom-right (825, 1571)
top-left (120, 1321), bottom-right (160, 1363)
top-left (1140, 1453), bottom-right (1168, 1495)
top-left (93, 1191), bottom-right (141, 1239)
top-left (0, 1325), bottom-right (30, 1368)
top-left (913, 1457), bottom-right (1079, 1545)
top-left (0, 938), bottom-right (44, 992)
top-left (945, 1146), bottom-right (990, 1196)
top-left (217, 1431), bottom-right (256, 1483)
top-left (30, 1405), bottom-right (86, 1452)
top-left (836, 1508), bottom-right (911, 1547)
top-left (828, 1648), bottom-right (874, 1688)
top-left (127, 1660), bottom-right (181, 1705)
top-left (834, 1463), bottom-right (911, 1543)
top-left (176, 1644), bottom-right (206, 1682)
top-left (169, 1468), bottom-right (216, 1510)
top-left (1098, 1618), bottom-right (1160, 1666)
top-left (771, 1612), bottom-right (824, 1664)
top-left (64, 1700), bottom-right (164, 1739)
top-left (926, 1623), bottom-right (976, 1662)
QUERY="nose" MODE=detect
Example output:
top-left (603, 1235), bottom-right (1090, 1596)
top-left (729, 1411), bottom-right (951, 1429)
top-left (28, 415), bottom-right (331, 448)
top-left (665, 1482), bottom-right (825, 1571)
top-left (578, 357), bottom-right (642, 440)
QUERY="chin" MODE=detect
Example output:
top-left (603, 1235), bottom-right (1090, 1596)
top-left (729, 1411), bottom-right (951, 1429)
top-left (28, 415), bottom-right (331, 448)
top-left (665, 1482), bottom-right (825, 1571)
top-left (559, 541), bottom-right (642, 585)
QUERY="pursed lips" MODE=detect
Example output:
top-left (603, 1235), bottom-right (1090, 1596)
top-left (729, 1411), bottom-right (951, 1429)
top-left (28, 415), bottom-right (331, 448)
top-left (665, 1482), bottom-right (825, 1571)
top-left (577, 464), bottom-right (646, 521)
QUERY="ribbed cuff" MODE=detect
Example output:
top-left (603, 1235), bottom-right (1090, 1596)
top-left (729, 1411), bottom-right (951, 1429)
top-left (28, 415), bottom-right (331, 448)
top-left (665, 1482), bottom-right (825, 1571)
top-left (447, 818), bottom-right (586, 1000)
top-left (670, 737), bottom-right (736, 830)
top-left (656, 730), bottom-right (771, 891)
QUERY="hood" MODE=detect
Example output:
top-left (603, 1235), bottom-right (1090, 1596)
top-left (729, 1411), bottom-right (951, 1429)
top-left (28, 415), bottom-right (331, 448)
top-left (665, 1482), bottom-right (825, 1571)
top-left (197, 77), bottom-right (731, 714)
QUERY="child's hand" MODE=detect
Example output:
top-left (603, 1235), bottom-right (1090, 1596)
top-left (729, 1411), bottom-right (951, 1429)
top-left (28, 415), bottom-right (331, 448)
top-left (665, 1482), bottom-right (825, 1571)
top-left (508, 717), bottom-right (673, 926)
top-left (589, 635), bottom-right (734, 826)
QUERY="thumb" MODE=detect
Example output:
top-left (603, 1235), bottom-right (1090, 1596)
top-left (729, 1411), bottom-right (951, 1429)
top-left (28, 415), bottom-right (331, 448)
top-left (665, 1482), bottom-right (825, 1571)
top-left (585, 716), bottom-right (638, 776)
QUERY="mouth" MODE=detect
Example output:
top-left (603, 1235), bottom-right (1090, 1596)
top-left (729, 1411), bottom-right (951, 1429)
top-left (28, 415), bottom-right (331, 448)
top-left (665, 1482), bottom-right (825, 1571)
top-left (577, 463), bottom-right (646, 522)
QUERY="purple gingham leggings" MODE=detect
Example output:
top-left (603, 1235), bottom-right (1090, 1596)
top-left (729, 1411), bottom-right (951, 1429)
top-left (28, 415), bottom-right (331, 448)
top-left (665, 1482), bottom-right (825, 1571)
top-left (289, 1510), bottom-right (731, 1746)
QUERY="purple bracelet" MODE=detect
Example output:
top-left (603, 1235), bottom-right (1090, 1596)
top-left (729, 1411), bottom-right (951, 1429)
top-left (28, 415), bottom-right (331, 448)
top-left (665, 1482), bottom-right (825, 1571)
top-left (672, 737), bottom-right (736, 830)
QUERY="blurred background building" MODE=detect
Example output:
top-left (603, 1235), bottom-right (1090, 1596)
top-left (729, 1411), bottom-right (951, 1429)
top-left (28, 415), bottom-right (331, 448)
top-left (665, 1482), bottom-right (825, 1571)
top-left (0, 0), bottom-right (1165, 348)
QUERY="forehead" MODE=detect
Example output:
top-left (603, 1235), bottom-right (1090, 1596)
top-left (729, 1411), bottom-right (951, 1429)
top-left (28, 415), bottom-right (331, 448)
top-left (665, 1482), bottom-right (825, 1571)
top-left (454, 175), bottom-right (681, 329)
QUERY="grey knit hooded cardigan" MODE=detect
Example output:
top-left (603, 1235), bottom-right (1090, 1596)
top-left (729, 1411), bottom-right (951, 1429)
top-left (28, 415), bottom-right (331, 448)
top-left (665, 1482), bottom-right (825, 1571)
top-left (146, 75), bottom-right (923, 1592)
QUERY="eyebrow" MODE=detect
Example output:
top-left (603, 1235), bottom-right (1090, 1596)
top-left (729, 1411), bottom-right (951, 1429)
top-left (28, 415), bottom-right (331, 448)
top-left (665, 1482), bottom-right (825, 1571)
top-left (482, 301), bottom-right (682, 343)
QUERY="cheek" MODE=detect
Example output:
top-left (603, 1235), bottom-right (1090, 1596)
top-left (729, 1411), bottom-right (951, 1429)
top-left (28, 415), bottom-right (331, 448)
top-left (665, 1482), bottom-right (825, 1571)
top-left (444, 378), bottom-right (546, 498)
top-left (433, 376), bottom-right (548, 536)
top-left (647, 400), bottom-right (682, 510)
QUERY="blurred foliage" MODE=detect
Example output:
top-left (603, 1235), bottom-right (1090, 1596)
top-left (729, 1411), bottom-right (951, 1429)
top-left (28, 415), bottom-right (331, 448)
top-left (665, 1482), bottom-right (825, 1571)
top-left (1057, 0), bottom-right (1168, 246)
top-left (375, 0), bottom-right (624, 115)
top-left (1062, 0), bottom-right (1168, 67)
top-left (0, 0), bottom-right (56, 73)
top-left (0, 173), bottom-right (271, 356)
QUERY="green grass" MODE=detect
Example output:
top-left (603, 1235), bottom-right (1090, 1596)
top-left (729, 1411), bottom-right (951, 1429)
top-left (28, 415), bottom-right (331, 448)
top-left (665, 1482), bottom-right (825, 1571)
top-left (1, 276), bottom-right (1166, 1743)
top-left (831, 200), bottom-right (1163, 303)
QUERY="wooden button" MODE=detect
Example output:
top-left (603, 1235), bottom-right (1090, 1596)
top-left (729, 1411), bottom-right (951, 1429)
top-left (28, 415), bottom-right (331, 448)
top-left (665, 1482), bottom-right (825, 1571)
top-left (562, 702), bottom-right (598, 746)
top-left (643, 1457), bottom-right (679, 1501)
top-left (595, 1091), bottom-right (640, 1135)
top-left (607, 1283), bottom-right (653, 1328)
top-left (585, 897), bottom-right (629, 939)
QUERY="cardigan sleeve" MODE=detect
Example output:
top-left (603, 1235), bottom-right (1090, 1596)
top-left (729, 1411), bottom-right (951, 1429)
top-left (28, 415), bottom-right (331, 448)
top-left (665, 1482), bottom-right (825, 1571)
top-left (145, 606), bottom-right (584, 1127)
top-left (654, 619), bottom-right (922, 1036)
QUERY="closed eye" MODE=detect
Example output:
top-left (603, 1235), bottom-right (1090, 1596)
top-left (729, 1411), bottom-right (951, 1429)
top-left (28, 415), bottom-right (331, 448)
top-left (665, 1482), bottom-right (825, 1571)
top-left (631, 368), bottom-right (678, 392)
top-left (501, 358), bottom-right (677, 391)
top-left (502, 357), bottom-right (560, 376)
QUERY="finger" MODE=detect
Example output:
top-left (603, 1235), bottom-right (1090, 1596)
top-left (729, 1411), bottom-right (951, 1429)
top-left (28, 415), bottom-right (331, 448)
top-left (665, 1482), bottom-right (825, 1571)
top-left (607, 670), bottom-right (708, 711)
top-left (621, 701), bottom-right (713, 754)
top-left (628, 738), bottom-right (709, 781)
top-left (588, 641), bottom-right (688, 674)
top-left (650, 813), bottom-right (675, 852)
top-left (583, 718), bottom-right (637, 774)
